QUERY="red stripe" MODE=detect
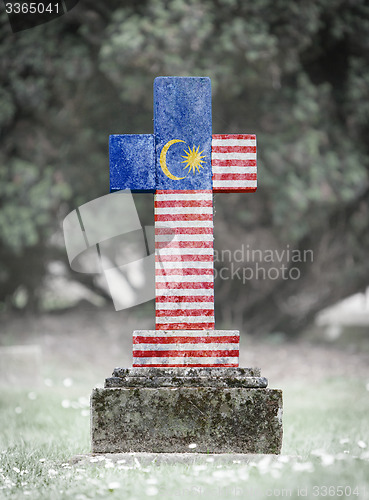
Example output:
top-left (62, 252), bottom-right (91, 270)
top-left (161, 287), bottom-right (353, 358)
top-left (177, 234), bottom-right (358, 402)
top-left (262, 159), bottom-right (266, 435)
top-left (156, 190), bottom-right (212, 194)
top-left (133, 336), bottom-right (239, 344)
top-left (133, 363), bottom-right (238, 367)
top-left (155, 227), bottom-right (213, 235)
top-left (212, 146), bottom-right (256, 153)
top-left (155, 241), bottom-right (213, 249)
top-left (155, 200), bottom-right (213, 208)
top-left (155, 268), bottom-right (213, 276)
top-left (133, 350), bottom-right (238, 358)
top-left (212, 159), bottom-right (256, 167)
top-left (213, 134), bottom-right (256, 140)
top-left (213, 173), bottom-right (257, 181)
top-left (156, 322), bottom-right (215, 329)
top-left (156, 295), bottom-right (212, 302)
top-left (155, 214), bottom-right (212, 222)
top-left (213, 187), bottom-right (257, 193)
top-left (156, 309), bottom-right (214, 317)
top-left (155, 255), bottom-right (213, 262)
top-left (156, 282), bottom-right (214, 289)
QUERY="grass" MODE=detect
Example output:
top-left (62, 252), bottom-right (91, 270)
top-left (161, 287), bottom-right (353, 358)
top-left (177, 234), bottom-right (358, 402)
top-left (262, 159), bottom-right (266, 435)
top-left (1, 377), bottom-right (369, 499)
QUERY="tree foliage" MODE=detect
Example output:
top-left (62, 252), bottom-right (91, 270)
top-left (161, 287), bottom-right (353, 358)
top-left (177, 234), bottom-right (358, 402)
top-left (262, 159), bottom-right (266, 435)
top-left (0, 0), bottom-right (369, 333)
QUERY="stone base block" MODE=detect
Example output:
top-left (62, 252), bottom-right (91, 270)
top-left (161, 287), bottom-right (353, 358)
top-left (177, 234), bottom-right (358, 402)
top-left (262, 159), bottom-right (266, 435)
top-left (91, 368), bottom-right (283, 454)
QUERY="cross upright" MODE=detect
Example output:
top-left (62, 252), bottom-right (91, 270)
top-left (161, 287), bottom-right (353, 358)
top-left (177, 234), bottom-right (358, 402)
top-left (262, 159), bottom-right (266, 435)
top-left (110, 77), bottom-right (257, 368)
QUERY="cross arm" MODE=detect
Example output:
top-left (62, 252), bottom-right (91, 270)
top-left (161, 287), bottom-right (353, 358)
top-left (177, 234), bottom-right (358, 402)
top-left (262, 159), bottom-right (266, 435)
top-left (109, 134), bottom-right (156, 193)
top-left (212, 134), bottom-right (257, 193)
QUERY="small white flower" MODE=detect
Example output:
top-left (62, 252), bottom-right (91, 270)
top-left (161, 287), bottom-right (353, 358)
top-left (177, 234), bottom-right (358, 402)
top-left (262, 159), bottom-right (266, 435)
top-left (321, 454), bottom-right (335, 466)
top-left (24, 491), bottom-right (31, 496)
top-left (39, 459), bottom-right (46, 463)
top-left (108, 482), bottom-right (121, 490)
top-left (146, 486), bottom-right (159, 496)
top-left (15, 407), bottom-right (22, 414)
top-left (13, 467), bottom-right (20, 474)
top-left (89, 458), bottom-right (99, 463)
top-left (117, 459), bottom-right (126, 464)
top-left (63, 378), bottom-right (73, 387)
top-left (81, 410), bottom-right (89, 417)
top-left (146, 477), bottom-right (158, 485)
top-left (44, 378), bottom-right (53, 387)
top-left (48, 469), bottom-right (57, 477)
top-left (188, 443), bottom-right (197, 449)
top-left (193, 465), bottom-right (207, 471)
top-left (206, 457), bottom-right (214, 463)
top-left (339, 438), bottom-right (349, 445)
top-left (61, 400), bottom-right (70, 409)
top-left (104, 462), bottom-right (114, 469)
top-left (292, 462), bottom-right (314, 472)
top-left (27, 392), bottom-right (37, 400)
top-left (311, 448), bottom-right (325, 457)
top-left (358, 440), bottom-right (367, 449)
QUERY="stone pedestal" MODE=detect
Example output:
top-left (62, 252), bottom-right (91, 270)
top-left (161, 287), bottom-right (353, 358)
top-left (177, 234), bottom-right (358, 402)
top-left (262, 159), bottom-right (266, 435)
top-left (91, 368), bottom-right (283, 454)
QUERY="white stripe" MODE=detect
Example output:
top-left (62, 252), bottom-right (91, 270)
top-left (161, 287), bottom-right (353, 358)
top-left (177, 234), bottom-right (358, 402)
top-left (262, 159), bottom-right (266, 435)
top-left (156, 301), bottom-right (214, 310)
top-left (156, 315), bottom-right (214, 323)
top-left (212, 139), bottom-right (256, 147)
top-left (155, 234), bottom-right (213, 242)
top-left (155, 275), bottom-right (213, 282)
top-left (156, 194), bottom-right (212, 201)
top-left (156, 261), bottom-right (213, 269)
top-left (133, 357), bottom-right (238, 365)
top-left (212, 153), bottom-right (256, 160)
top-left (156, 289), bottom-right (214, 297)
top-left (212, 166), bottom-right (257, 174)
top-left (213, 180), bottom-right (257, 188)
top-left (134, 343), bottom-right (237, 351)
top-left (155, 220), bottom-right (213, 228)
top-left (133, 330), bottom-right (238, 337)
top-left (157, 248), bottom-right (214, 256)
top-left (155, 207), bottom-right (213, 214)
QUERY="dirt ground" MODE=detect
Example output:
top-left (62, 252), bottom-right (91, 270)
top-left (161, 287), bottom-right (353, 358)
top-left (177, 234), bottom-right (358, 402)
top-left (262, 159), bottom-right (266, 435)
top-left (1, 303), bottom-right (369, 388)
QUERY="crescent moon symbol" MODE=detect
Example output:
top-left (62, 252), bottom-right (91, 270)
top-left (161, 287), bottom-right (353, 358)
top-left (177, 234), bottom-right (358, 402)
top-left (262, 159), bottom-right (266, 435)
top-left (160, 139), bottom-right (186, 180)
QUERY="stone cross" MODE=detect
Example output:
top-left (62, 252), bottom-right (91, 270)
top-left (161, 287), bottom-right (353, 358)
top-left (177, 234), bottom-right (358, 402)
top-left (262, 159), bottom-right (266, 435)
top-left (110, 77), bottom-right (257, 368)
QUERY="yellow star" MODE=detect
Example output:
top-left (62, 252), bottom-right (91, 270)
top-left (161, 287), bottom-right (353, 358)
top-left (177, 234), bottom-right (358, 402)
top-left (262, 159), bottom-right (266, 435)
top-left (181, 145), bottom-right (206, 174)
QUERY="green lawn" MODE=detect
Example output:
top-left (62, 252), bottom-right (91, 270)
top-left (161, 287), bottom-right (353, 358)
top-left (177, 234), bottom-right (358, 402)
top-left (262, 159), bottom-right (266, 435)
top-left (0, 378), bottom-right (369, 499)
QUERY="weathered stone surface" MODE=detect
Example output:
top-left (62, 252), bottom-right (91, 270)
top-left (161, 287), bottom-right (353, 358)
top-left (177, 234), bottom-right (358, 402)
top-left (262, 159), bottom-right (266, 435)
top-left (113, 367), bottom-right (261, 378)
top-left (105, 375), bottom-right (268, 389)
top-left (91, 385), bottom-right (283, 454)
top-left (108, 367), bottom-right (267, 389)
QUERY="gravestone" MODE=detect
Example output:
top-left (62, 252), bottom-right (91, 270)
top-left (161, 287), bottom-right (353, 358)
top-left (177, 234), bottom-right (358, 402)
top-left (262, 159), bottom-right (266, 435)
top-left (91, 77), bottom-right (283, 453)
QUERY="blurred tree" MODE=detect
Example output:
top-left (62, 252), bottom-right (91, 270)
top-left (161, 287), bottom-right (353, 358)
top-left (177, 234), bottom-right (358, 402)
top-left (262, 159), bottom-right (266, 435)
top-left (0, 0), bottom-right (368, 333)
